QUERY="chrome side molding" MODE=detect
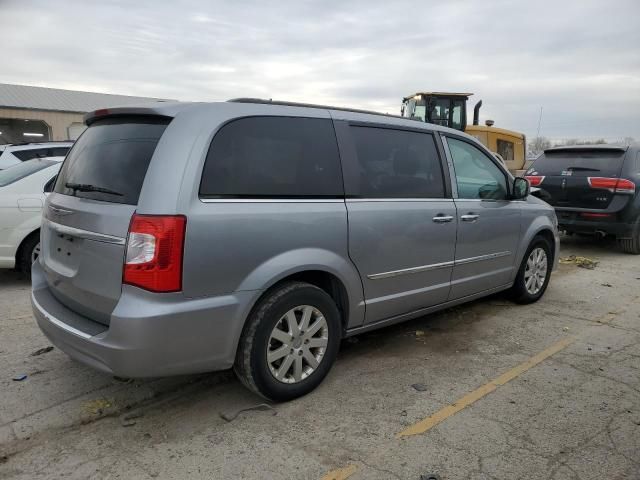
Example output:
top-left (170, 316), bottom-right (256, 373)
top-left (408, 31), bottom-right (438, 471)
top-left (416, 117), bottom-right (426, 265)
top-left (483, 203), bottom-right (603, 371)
top-left (368, 251), bottom-right (511, 280)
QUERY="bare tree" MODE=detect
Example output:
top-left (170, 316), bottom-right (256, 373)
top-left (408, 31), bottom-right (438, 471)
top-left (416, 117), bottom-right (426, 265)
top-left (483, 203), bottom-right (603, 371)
top-left (558, 138), bottom-right (607, 146)
top-left (623, 137), bottom-right (635, 146)
top-left (529, 136), bottom-right (551, 157)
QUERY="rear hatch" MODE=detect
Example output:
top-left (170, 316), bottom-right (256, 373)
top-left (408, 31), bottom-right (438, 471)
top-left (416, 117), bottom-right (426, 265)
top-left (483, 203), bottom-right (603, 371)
top-left (41, 115), bottom-right (170, 325)
top-left (526, 146), bottom-right (629, 210)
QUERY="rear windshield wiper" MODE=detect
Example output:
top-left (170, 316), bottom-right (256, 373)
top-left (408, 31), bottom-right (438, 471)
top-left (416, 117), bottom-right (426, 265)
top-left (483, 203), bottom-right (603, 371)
top-left (566, 166), bottom-right (600, 172)
top-left (65, 182), bottom-right (123, 196)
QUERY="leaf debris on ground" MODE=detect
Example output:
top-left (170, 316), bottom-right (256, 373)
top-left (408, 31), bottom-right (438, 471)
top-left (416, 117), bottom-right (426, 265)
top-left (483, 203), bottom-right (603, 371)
top-left (559, 255), bottom-right (599, 269)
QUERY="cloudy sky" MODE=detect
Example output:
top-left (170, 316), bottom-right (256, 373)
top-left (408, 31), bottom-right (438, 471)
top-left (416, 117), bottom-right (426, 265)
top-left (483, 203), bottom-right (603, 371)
top-left (1, 0), bottom-right (639, 141)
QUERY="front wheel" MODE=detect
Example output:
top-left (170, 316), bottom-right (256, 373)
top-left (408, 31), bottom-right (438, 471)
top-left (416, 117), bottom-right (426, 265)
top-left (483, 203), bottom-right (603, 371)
top-left (234, 282), bottom-right (341, 402)
top-left (508, 237), bottom-right (553, 304)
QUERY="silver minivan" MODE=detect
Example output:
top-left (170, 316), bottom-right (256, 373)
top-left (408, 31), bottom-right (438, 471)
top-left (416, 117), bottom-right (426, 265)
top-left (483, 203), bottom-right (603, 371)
top-left (32, 99), bottom-right (559, 401)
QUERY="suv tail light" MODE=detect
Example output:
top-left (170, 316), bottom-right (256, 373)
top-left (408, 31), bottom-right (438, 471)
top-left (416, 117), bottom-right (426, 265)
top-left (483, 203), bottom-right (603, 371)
top-left (124, 214), bottom-right (186, 292)
top-left (588, 177), bottom-right (636, 194)
top-left (525, 175), bottom-right (545, 187)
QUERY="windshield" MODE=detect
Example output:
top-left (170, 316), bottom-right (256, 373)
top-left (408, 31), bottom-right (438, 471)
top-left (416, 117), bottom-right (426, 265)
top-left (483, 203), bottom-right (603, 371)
top-left (0, 159), bottom-right (56, 186)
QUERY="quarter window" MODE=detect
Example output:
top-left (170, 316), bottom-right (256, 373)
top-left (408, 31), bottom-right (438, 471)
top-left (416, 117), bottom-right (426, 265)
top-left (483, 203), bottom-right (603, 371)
top-left (199, 117), bottom-right (343, 198)
top-left (347, 126), bottom-right (445, 198)
top-left (447, 137), bottom-right (508, 200)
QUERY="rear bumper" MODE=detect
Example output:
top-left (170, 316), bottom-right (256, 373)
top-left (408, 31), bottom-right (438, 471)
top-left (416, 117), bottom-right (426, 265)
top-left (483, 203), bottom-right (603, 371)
top-left (558, 218), bottom-right (634, 237)
top-left (556, 209), bottom-right (635, 237)
top-left (31, 261), bottom-right (258, 378)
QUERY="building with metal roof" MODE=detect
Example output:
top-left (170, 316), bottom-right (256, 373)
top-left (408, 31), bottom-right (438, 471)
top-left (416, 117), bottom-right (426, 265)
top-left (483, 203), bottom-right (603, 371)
top-left (0, 83), bottom-right (171, 144)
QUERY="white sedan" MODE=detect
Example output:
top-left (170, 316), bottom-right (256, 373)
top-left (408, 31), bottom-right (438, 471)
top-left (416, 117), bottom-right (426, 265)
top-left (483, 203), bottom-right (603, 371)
top-left (0, 159), bottom-right (62, 274)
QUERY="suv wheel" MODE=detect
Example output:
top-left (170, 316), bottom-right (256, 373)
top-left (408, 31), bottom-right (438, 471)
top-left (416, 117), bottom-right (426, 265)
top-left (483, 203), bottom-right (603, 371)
top-left (509, 236), bottom-right (553, 304)
top-left (617, 217), bottom-right (640, 254)
top-left (234, 282), bottom-right (341, 401)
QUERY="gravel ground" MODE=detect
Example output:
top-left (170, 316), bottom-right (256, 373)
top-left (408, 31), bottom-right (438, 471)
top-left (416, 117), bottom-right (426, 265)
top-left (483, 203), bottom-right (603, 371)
top-left (0, 235), bottom-right (639, 479)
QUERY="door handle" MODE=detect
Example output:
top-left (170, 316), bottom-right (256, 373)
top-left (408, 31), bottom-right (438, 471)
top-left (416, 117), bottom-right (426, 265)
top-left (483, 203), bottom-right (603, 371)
top-left (461, 214), bottom-right (479, 222)
top-left (432, 215), bottom-right (454, 223)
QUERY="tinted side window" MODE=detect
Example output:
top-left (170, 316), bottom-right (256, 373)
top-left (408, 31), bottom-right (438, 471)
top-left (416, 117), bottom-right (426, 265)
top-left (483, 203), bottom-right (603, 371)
top-left (448, 137), bottom-right (508, 200)
top-left (200, 117), bottom-right (343, 198)
top-left (347, 126), bottom-right (445, 198)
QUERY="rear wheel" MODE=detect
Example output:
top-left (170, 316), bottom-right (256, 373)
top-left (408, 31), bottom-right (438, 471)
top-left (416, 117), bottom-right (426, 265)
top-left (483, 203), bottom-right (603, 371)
top-left (234, 282), bottom-right (341, 402)
top-left (617, 217), bottom-right (640, 254)
top-left (17, 232), bottom-right (40, 277)
top-left (508, 236), bottom-right (553, 304)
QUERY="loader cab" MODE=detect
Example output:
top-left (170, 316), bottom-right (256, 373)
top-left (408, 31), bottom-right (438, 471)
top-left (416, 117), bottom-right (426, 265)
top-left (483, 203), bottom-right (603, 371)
top-left (401, 92), bottom-right (471, 131)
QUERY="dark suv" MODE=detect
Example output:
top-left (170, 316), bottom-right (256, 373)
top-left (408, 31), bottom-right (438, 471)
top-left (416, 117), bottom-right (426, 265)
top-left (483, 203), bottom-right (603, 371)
top-left (526, 144), bottom-right (640, 253)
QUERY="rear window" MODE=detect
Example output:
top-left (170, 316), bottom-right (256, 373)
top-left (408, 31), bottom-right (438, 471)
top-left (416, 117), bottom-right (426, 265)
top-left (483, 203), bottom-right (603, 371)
top-left (13, 148), bottom-right (50, 161)
top-left (54, 117), bottom-right (169, 205)
top-left (199, 116), bottom-right (343, 198)
top-left (530, 149), bottom-right (626, 177)
top-left (50, 147), bottom-right (70, 157)
top-left (0, 159), bottom-right (56, 186)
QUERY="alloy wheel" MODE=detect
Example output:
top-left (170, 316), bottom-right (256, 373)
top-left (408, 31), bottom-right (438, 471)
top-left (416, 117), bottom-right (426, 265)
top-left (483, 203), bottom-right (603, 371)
top-left (266, 305), bottom-right (329, 384)
top-left (31, 242), bottom-right (41, 264)
top-left (524, 247), bottom-right (548, 295)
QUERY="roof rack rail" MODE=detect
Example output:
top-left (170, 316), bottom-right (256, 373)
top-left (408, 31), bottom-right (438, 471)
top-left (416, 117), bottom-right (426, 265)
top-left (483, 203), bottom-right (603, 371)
top-left (227, 97), bottom-right (406, 120)
top-left (0, 140), bottom-right (73, 147)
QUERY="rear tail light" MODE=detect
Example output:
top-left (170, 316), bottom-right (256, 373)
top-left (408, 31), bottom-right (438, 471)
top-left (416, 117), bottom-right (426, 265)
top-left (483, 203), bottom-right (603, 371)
top-left (123, 214), bottom-right (186, 292)
top-left (525, 175), bottom-right (545, 187)
top-left (588, 177), bottom-right (636, 194)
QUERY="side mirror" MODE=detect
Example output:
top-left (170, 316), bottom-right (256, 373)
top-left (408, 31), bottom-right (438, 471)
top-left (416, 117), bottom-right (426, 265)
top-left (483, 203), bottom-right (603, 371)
top-left (512, 177), bottom-right (529, 200)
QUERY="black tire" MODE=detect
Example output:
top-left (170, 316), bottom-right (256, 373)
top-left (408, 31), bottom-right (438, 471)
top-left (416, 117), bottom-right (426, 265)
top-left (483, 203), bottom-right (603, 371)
top-left (234, 282), bottom-right (342, 402)
top-left (617, 217), bottom-right (640, 254)
top-left (17, 232), bottom-right (40, 277)
top-left (508, 236), bottom-right (553, 304)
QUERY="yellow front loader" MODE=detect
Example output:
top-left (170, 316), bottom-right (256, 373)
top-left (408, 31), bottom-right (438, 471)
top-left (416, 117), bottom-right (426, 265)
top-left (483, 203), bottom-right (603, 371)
top-left (401, 92), bottom-right (526, 174)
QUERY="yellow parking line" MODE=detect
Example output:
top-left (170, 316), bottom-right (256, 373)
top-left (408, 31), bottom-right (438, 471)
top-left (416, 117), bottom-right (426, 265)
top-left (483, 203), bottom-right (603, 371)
top-left (397, 336), bottom-right (575, 437)
top-left (320, 464), bottom-right (358, 480)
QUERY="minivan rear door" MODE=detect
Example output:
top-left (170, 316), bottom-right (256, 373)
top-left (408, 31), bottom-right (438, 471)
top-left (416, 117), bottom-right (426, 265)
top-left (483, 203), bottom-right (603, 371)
top-left (528, 147), bottom-right (628, 210)
top-left (40, 116), bottom-right (170, 325)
